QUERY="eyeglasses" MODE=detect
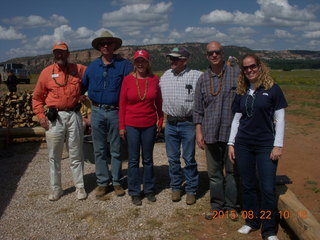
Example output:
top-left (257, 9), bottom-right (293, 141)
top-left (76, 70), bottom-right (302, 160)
top-left (207, 50), bottom-right (223, 56)
top-left (169, 56), bottom-right (182, 61)
top-left (99, 41), bottom-right (114, 47)
top-left (242, 64), bottom-right (258, 71)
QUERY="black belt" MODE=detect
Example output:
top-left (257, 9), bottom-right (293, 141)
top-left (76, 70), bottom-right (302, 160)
top-left (46, 103), bottom-right (81, 122)
top-left (92, 101), bottom-right (118, 111)
top-left (57, 103), bottom-right (81, 112)
top-left (167, 115), bottom-right (193, 125)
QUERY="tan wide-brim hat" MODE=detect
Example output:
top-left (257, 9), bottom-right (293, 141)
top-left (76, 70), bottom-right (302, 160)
top-left (91, 30), bottom-right (122, 51)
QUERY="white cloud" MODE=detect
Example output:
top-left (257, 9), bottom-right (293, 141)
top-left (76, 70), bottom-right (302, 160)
top-left (184, 27), bottom-right (228, 43)
top-left (49, 15), bottom-right (69, 26)
top-left (102, 2), bottom-right (172, 34)
top-left (2, 14), bottom-right (68, 29)
top-left (233, 11), bottom-right (265, 25)
top-left (76, 27), bottom-right (94, 38)
top-left (233, 38), bottom-right (256, 47)
top-left (143, 37), bottom-right (168, 45)
top-left (308, 40), bottom-right (320, 47)
top-left (150, 24), bottom-right (169, 33)
top-left (200, 10), bottom-right (233, 24)
top-left (0, 26), bottom-right (25, 40)
top-left (168, 30), bottom-right (181, 39)
top-left (257, 0), bottom-right (316, 20)
top-left (5, 25), bottom-right (97, 59)
top-left (274, 29), bottom-right (294, 38)
top-left (303, 31), bottom-right (320, 39)
top-left (125, 30), bottom-right (142, 37)
top-left (200, 0), bottom-right (317, 27)
top-left (269, 18), bottom-right (305, 27)
top-left (257, 38), bottom-right (276, 50)
top-left (294, 21), bottom-right (320, 31)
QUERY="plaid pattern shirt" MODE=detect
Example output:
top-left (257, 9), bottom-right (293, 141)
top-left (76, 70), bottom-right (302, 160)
top-left (160, 67), bottom-right (202, 117)
top-left (193, 63), bottom-right (240, 144)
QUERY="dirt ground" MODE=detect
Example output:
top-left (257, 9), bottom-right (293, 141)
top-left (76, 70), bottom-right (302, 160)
top-left (0, 84), bottom-right (319, 240)
top-left (277, 115), bottom-right (320, 222)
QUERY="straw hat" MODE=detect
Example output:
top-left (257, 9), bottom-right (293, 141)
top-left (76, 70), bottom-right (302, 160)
top-left (91, 31), bottom-right (122, 51)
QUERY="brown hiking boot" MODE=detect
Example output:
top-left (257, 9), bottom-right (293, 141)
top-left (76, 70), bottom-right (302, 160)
top-left (95, 186), bottom-right (107, 199)
top-left (171, 191), bottom-right (181, 202)
top-left (113, 185), bottom-right (125, 196)
top-left (186, 194), bottom-right (196, 205)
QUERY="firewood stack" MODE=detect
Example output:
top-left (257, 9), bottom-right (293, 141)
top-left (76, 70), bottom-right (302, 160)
top-left (0, 91), bottom-right (40, 128)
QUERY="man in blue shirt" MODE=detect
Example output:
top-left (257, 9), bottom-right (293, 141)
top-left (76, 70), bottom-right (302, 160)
top-left (82, 31), bottom-right (132, 199)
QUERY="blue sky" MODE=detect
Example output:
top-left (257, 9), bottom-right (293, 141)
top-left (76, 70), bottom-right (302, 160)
top-left (0, 0), bottom-right (319, 62)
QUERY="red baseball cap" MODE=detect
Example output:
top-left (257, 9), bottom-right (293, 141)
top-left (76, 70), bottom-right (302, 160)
top-left (52, 41), bottom-right (69, 51)
top-left (134, 50), bottom-right (149, 61)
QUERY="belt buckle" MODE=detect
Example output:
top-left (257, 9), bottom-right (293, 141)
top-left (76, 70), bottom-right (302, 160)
top-left (103, 104), bottom-right (115, 111)
top-left (168, 119), bottom-right (178, 125)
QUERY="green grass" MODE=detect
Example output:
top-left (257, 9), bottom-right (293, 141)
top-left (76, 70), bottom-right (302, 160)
top-left (276, 73), bottom-right (320, 119)
top-left (271, 70), bottom-right (320, 86)
top-left (304, 179), bottom-right (320, 193)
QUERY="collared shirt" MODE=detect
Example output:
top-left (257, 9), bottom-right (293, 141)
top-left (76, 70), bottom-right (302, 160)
top-left (193, 63), bottom-right (240, 144)
top-left (32, 63), bottom-right (86, 120)
top-left (82, 55), bottom-right (133, 105)
top-left (159, 67), bottom-right (202, 117)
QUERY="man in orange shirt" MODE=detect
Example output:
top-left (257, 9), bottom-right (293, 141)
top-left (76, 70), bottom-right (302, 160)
top-left (32, 41), bottom-right (87, 201)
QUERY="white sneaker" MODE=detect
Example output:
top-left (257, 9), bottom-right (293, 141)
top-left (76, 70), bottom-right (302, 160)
top-left (237, 225), bottom-right (254, 234)
top-left (267, 236), bottom-right (279, 240)
top-left (48, 189), bottom-right (64, 201)
top-left (76, 188), bottom-right (87, 200)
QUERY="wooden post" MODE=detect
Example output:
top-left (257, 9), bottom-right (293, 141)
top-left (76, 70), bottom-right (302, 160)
top-left (276, 185), bottom-right (320, 240)
top-left (0, 127), bottom-right (45, 138)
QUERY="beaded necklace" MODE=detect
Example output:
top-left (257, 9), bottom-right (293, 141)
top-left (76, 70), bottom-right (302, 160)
top-left (51, 64), bottom-right (69, 87)
top-left (209, 68), bottom-right (225, 96)
top-left (135, 73), bottom-right (148, 101)
top-left (245, 89), bottom-right (257, 117)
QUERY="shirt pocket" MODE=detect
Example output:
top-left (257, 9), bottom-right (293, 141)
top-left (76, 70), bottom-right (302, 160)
top-left (109, 74), bottom-right (122, 91)
top-left (48, 81), bottom-right (61, 99)
top-left (68, 77), bottom-right (81, 97)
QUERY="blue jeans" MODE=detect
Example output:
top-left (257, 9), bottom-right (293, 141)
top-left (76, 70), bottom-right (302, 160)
top-left (91, 106), bottom-right (122, 186)
top-left (126, 125), bottom-right (156, 196)
top-left (165, 121), bottom-right (198, 195)
top-left (235, 143), bottom-right (278, 238)
top-left (205, 142), bottom-right (239, 211)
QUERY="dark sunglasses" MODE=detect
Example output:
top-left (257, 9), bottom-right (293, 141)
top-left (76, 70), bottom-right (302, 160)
top-left (242, 64), bottom-right (258, 71)
top-left (99, 41), bottom-right (114, 47)
top-left (169, 56), bottom-right (182, 61)
top-left (207, 50), bottom-right (223, 56)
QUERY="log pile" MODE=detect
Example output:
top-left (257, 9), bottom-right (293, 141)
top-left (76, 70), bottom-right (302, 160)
top-left (0, 91), bottom-right (39, 128)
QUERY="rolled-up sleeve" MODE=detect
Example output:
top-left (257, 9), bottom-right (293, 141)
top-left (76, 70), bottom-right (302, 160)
top-left (32, 71), bottom-right (48, 120)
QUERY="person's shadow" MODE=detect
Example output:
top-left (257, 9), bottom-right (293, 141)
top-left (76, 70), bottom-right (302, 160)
top-left (0, 141), bottom-right (42, 218)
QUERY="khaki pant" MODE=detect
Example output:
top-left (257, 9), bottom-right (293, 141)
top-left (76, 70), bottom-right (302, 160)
top-left (45, 111), bottom-right (84, 191)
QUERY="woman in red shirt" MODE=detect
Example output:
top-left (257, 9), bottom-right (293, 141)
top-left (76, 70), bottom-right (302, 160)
top-left (119, 50), bottom-right (163, 206)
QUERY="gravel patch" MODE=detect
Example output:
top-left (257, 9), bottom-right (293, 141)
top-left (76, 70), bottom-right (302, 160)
top-left (0, 141), bottom-right (209, 240)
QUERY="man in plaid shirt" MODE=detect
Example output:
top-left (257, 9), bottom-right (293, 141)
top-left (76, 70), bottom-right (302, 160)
top-left (193, 41), bottom-right (240, 219)
top-left (160, 47), bottom-right (202, 205)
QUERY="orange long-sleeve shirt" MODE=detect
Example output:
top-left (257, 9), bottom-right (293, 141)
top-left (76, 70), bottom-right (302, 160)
top-left (32, 63), bottom-right (86, 120)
